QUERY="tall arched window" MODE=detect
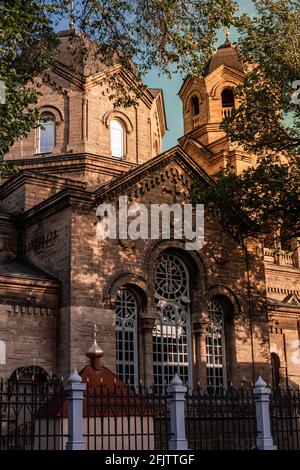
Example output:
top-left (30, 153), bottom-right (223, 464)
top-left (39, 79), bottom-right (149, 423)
top-left (206, 299), bottom-right (227, 393)
top-left (152, 253), bottom-right (192, 388)
top-left (0, 340), bottom-right (5, 365)
top-left (110, 119), bottom-right (125, 158)
top-left (191, 95), bottom-right (200, 117)
top-left (221, 88), bottom-right (234, 108)
top-left (38, 114), bottom-right (55, 153)
top-left (115, 288), bottom-right (138, 388)
top-left (271, 352), bottom-right (281, 392)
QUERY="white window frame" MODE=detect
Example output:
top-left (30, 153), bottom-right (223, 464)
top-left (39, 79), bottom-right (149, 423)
top-left (110, 119), bottom-right (125, 158)
top-left (38, 114), bottom-right (55, 154)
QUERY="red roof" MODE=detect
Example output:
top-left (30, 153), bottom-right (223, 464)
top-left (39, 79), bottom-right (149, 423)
top-left (37, 364), bottom-right (155, 418)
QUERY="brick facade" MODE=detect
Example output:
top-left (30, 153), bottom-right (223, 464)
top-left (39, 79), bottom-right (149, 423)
top-left (0, 33), bottom-right (299, 389)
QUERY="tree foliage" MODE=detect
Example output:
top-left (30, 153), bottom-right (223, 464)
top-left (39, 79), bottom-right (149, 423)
top-left (199, 0), bottom-right (300, 244)
top-left (0, 162), bottom-right (20, 177)
top-left (0, 0), bottom-right (238, 156)
top-left (192, 157), bottom-right (300, 244)
top-left (224, 0), bottom-right (300, 155)
top-left (0, 0), bottom-right (58, 158)
top-left (60, 0), bottom-right (237, 76)
top-left (0, 0), bottom-right (299, 246)
top-left (52, 0), bottom-right (238, 107)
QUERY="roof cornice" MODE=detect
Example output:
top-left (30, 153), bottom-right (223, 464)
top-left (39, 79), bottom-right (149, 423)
top-left (94, 146), bottom-right (214, 204)
top-left (0, 170), bottom-right (86, 200)
top-left (21, 187), bottom-right (95, 229)
top-left (51, 61), bottom-right (156, 109)
top-left (4, 153), bottom-right (137, 179)
top-left (204, 64), bottom-right (245, 84)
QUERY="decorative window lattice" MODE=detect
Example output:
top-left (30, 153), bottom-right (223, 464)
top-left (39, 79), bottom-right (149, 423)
top-left (206, 299), bottom-right (227, 393)
top-left (115, 288), bottom-right (138, 388)
top-left (153, 253), bottom-right (192, 389)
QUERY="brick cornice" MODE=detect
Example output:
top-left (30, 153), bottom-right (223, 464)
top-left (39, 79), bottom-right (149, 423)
top-left (268, 306), bottom-right (300, 317)
top-left (204, 64), bottom-right (245, 87)
top-left (265, 264), bottom-right (300, 275)
top-left (0, 210), bottom-right (15, 223)
top-left (51, 61), bottom-right (156, 109)
top-left (0, 273), bottom-right (60, 309)
top-left (0, 274), bottom-right (60, 290)
top-left (21, 187), bottom-right (95, 228)
top-left (5, 153), bottom-right (137, 178)
top-left (7, 147), bottom-right (213, 227)
top-left (94, 146), bottom-right (214, 203)
top-left (0, 170), bottom-right (86, 200)
top-left (178, 123), bottom-right (224, 143)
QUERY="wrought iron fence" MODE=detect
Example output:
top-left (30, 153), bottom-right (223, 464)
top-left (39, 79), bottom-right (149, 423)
top-left (185, 388), bottom-right (257, 450)
top-left (270, 389), bottom-right (300, 450)
top-left (0, 378), bottom-right (67, 450)
top-left (84, 383), bottom-right (170, 450)
top-left (2, 377), bottom-right (300, 451)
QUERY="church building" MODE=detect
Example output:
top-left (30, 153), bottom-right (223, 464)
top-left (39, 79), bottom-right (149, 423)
top-left (0, 30), bottom-right (299, 391)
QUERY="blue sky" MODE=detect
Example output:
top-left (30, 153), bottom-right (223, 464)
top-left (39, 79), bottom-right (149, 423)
top-left (143, 0), bottom-right (256, 150)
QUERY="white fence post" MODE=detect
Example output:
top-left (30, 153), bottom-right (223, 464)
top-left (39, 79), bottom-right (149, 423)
top-left (168, 374), bottom-right (189, 450)
top-left (253, 376), bottom-right (277, 450)
top-left (64, 369), bottom-right (86, 450)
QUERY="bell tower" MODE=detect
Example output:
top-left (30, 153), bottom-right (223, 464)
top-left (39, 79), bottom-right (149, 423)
top-left (178, 34), bottom-right (251, 176)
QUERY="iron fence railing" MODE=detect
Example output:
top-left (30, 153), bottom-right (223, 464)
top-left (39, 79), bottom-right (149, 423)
top-left (270, 389), bottom-right (300, 450)
top-left (1, 377), bottom-right (300, 451)
top-left (185, 388), bottom-right (257, 450)
top-left (84, 383), bottom-right (170, 450)
top-left (0, 378), bottom-right (68, 450)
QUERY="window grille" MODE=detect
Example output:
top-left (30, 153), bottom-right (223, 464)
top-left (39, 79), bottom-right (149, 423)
top-left (153, 253), bottom-right (192, 388)
top-left (115, 288), bottom-right (138, 388)
top-left (206, 299), bottom-right (227, 393)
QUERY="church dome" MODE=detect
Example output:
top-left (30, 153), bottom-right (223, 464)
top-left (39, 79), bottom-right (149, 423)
top-left (203, 40), bottom-right (244, 76)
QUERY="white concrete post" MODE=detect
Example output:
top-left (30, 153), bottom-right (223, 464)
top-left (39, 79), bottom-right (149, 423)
top-left (253, 376), bottom-right (277, 450)
top-left (64, 369), bottom-right (86, 450)
top-left (168, 373), bottom-right (189, 450)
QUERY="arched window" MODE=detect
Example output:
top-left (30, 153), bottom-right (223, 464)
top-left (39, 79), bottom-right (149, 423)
top-left (191, 95), bottom-right (200, 117)
top-left (221, 88), bottom-right (234, 108)
top-left (0, 340), bottom-right (5, 365)
top-left (115, 288), bottom-right (138, 388)
top-left (38, 114), bottom-right (55, 153)
top-left (271, 353), bottom-right (281, 392)
top-left (110, 119), bottom-right (125, 158)
top-left (206, 299), bottom-right (227, 393)
top-left (152, 253), bottom-right (192, 389)
top-left (9, 365), bottom-right (50, 384)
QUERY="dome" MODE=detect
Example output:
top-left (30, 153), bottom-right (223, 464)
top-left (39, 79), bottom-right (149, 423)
top-left (203, 42), bottom-right (244, 77)
top-left (55, 30), bottom-right (111, 77)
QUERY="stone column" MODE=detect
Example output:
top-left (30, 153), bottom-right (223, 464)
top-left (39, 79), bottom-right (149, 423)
top-left (193, 322), bottom-right (202, 386)
top-left (292, 237), bottom-right (300, 268)
top-left (253, 376), bottom-right (277, 450)
top-left (168, 374), bottom-right (189, 450)
top-left (199, 323), bottom-right (209, 387)
top-left (64, 369), bottom-right (86, 451)
top-left (193, 320), bottom-right (208, 386)
top-left (141, 317), bottom-right (156, 388)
